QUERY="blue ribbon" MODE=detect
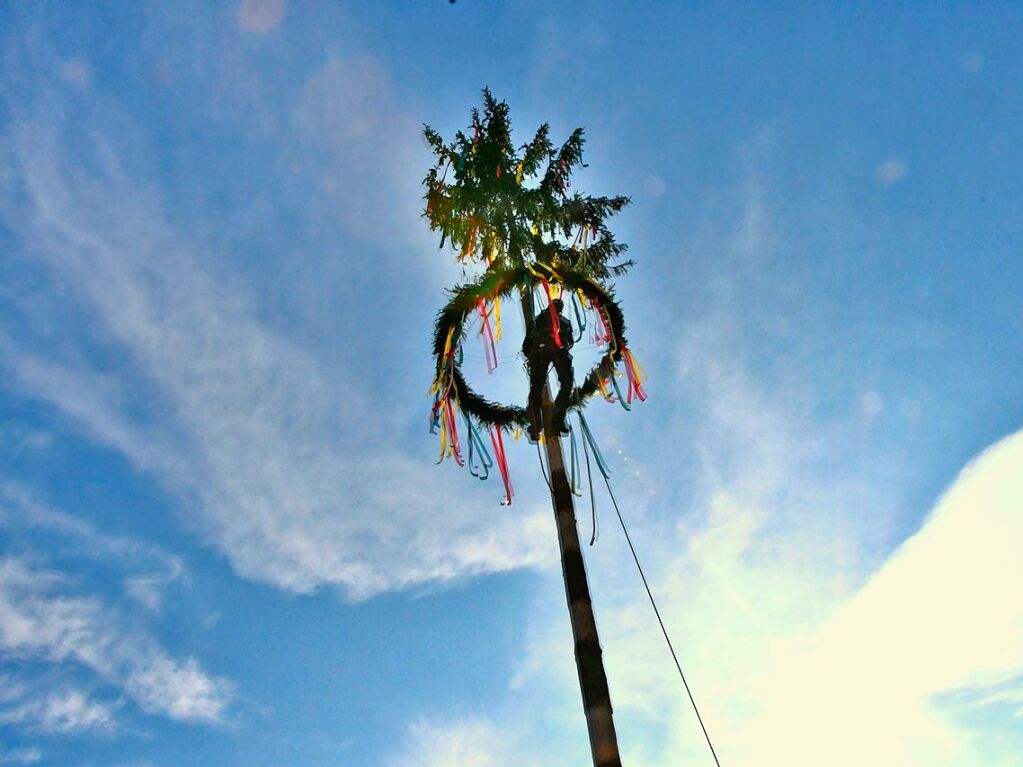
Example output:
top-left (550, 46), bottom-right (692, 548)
top-left (577, 411), bottom-right (611, 479)
top-left (429, 391), bottom-right (441, 433)
top-left (571, 291), bottom-right (587, 343)
top-left (463, 412), bottom-right (493, 480)
top-left (569, 426), bottom-right (582, 496)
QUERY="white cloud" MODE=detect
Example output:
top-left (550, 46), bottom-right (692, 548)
top-left (388, 180), bottom-right (1022, 766)
top-left (875, 156), bottom-right (907, 185)
top-left (389, 427), bottom-right (1023, 767)
top-left (0, 483), bottom-right (184, 611)
top-left (0, 676), bottom-right (27, 704)
top-left (0, 748), bottom-right (41, 766)
top-left (237, 0), bottom-right (285, 34)
top-left (388, 717), bottom-right (543, 767)
top-left (293, 56), bottom-right (430, 250)
top-left (126, 655), bottom-right (229, 723)
top-left (0, 96), bottom-right (553, 600)
top-left (0, 483), bottom-right (182, 574)
top-left (0, 557), bottom-right (232, 725)
top-left (0, 690), bottom-right (116, 734)
top-left (727, 427), bottom-right (1023, 766)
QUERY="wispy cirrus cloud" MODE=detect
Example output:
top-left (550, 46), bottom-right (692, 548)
top-left (0, 747), bottom-right (41, 766)
top-left (0, 556), bottom-right (232, 726)
top-left (0, 57), bottom-right (553, 601)
top-left (0, 482), bottom-right (183, 613)
top-left (0, 690), bottom-right (116, 735)
top-left (0, 476), bottom-right (227, 734)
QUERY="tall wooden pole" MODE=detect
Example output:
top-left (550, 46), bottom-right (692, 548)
top-left (520, 292), bottom-right (623, 767)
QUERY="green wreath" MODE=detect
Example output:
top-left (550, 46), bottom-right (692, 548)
top-left (432, 263), bottom-right (628, 429)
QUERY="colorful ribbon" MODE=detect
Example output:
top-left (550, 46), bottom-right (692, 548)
top-left (590, 296), bottom-right (610, 345)
top-left (489, 426), bottom-right (513, 505)
top-left (429, 326), bottom-right (464, 464)
top-left (571, 290), bottom-right (587, 343)
top-left (577, 411), bottom-right (611, 479)
top-left (607, 363), bottom-right (631, 411)
top-left (541, 279), bottom-right (563, 349)
top-left (568, 425), bottom-right (582, 497)
top-left (621, 347), bottom-right (648, 404)
top-left (464, 411), bottom-right (493, 479)
top-left (477, 299), bottom-right (498, 373)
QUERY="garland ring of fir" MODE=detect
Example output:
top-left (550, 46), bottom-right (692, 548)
top-left (433, 262), bottom-right (627, 430)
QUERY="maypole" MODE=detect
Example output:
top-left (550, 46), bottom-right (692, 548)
top-left (423, 91), bottom-right (647, 767)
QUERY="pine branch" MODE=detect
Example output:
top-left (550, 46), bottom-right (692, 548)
top-left (422, 90), bottom-right (632, 277)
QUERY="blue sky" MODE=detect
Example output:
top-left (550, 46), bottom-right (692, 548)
top-left (1, 1), bottom-right (1021, 765)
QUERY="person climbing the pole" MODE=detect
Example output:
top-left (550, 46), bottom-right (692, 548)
top-left (523, 296), bottom-right (574, 441)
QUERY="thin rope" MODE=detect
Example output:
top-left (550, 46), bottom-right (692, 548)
top-left (604, 474), bottom-right (722, 767)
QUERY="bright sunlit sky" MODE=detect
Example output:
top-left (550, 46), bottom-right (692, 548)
top-left (2, 2), bottom-right (1022, 766)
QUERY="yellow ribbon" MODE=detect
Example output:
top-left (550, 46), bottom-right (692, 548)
top-left (526, 261), bottom-right (564, 284)
top-left (437, 407), bottom-right (448, 461)
top-left (442, 325), bottom-right (456, 359)
top-left (624, 348), bottom-right (649, 383)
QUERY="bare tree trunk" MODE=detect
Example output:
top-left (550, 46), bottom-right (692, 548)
top-left (521, 293), bottom-right (623, 767)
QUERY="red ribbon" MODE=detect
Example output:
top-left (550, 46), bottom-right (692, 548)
top-left (591, 297), bottom-right (611, 345)
top-left (541, 280), bottom-right (563, 349)
top-left (622, 347), bottom-right (647, 404)
top-left (477, 299), bottom-right (498, 373)
top-left (444, 397), bottom-right (463, 466)
top-left (489, 426), bottom-right (513, 505)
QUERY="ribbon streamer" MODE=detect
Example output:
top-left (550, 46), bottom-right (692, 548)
top-left (590, 297), bottom-right (610, 345)
top-left (607, 362), bottom-right (632, 411)
top-left (569, 426), bottom-right (582, 497)
top-left (443, 396), bottom-right (463, 465)
top-left (489, 426), bottom-right (514, 505)
top-left (464, 411), bottom-right (493, 479)
top-left (577, 412), bottom-right (611, 479)
top-left (477, 299), bottom-right (498, 373)
top-left (595, 300), bottom-right (617, 356)
top-left (429, 327), bottom-right (464, 462)
top-left (541, 279), bottom-right (563, 348)
top-left (621, 347), bottom-right (648, 403)
top-left (571, 290), bottom-right (587, 343)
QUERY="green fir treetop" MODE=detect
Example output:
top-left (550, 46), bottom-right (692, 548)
top-left (422, 89), bottom-right (632, 281)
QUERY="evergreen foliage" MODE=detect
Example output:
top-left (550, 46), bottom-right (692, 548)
top-left (422, 89), bottom-right (633, 280)
top-left (425, 91), bottom-right (642, 433)
top-left (430, 264), bottom-right (628, 428)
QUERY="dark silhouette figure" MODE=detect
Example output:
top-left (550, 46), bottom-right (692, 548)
top-left (523, 298), bottom-right (574, 440)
